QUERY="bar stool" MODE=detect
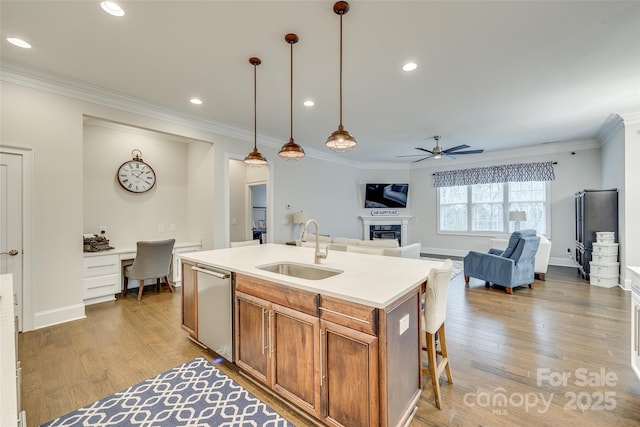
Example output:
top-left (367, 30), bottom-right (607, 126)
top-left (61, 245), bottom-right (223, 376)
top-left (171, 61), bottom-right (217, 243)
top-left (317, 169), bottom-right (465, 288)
top-left (421, 259), bottom-right (453, 409)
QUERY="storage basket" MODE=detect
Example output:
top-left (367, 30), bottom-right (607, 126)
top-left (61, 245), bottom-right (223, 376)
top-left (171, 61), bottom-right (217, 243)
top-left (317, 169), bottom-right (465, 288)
top-left (590, 274), bottom-right (618, 288)
top-left (591, 253), bottom-right (618, 264)
top-left (592, 243), bottom-right (618, 256)
top-left (589, 262), bottom-right (619, 278)
top-left (595, 232), bottom-right (615, 243)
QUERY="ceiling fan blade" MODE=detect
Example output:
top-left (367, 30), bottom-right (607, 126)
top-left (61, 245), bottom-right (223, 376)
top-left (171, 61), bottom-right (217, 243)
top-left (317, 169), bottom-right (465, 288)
top-left (442, 144), bottom-right (470, 153)
top-left (412, 156), bottom-right (432, 163)
top-left (451, 149), bottom-right (484, 155)
top-left (396, 154), bottom-right (431, 158)
top-left (415, 147), bottom-right (434, 154)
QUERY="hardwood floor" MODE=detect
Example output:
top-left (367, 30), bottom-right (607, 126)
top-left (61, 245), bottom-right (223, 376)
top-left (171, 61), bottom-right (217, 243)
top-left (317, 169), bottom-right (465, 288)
top-left (19, 266), bottom-right (640, 426)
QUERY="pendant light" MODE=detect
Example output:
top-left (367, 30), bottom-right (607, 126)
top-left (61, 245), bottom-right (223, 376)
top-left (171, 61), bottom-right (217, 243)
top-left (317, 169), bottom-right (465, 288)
top-left (278, 33), bottom-right (305, 160)
top-left (326, 1), bottom-right (356, 152)
top-left (244, 57), bottom-right (268, 166)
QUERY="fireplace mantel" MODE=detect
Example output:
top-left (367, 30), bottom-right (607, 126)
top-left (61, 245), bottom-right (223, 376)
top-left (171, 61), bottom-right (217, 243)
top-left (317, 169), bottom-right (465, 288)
top-left (359, 215), bottom-right (412, 245)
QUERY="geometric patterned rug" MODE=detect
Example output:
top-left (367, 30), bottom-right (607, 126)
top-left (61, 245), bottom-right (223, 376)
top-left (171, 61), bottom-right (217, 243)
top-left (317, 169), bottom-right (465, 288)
top-left (41, 357), bottom-right (294, 427)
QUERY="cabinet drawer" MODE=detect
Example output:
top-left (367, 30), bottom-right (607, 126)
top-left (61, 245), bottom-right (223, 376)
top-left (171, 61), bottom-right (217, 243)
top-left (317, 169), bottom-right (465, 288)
top-left (236, 274), bottom-right (318, 317)
top-left (319, 294), bottom-right (377, 335)
top-left (83, 255), bottom-right (120, 277)
top-left (84, 274), bottom-right (120, 299)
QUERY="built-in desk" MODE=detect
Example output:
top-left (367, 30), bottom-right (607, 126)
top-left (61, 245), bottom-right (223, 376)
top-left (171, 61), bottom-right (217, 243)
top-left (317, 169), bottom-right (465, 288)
top-left (82, 241), bottom-right (201, 305)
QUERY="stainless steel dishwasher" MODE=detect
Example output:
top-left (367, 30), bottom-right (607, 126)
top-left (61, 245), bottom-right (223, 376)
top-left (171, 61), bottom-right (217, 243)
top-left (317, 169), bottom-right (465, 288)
top-left (191, 265), bottom-right (234, 362)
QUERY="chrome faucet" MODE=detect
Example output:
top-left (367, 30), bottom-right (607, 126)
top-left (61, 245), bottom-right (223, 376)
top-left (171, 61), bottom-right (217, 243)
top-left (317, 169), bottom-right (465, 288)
top-left (302, 219), bottom-right (328, 264)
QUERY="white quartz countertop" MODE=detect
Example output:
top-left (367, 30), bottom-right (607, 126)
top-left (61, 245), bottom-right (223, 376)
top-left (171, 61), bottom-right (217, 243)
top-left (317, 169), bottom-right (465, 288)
top-left (180, 243), bottom-right (443, 308)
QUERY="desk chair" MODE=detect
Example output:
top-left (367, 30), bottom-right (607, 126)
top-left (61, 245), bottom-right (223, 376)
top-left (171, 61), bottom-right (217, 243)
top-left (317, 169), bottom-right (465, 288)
top-left (123, 239), bottom-right (175, 300)
top-left (229, 239), bottom-right (260, 248)
top-left (422, 259), bottom-right (453, 409)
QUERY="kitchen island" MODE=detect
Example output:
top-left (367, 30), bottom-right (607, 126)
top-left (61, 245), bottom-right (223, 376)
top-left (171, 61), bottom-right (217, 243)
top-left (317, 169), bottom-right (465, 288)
top-left (180, 243), bottom-right (442, 427)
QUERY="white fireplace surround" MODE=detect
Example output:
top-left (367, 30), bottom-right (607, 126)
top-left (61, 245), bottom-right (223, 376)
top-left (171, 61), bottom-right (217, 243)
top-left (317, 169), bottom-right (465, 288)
top-left (360, 215), bottom-right (411, 245)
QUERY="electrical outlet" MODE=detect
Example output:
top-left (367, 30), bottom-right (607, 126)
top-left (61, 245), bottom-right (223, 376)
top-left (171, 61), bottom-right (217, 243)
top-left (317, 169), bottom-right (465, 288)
top-left (158, 224), bottom-right (164, 232)
top-left (399, 314), bottom-right (410, 335)
top-left (98, 226), bottom-right (107, 235)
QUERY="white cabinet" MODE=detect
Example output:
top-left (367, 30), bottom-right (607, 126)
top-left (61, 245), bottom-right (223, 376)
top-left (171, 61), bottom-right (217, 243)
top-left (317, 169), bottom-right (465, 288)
top-left (172, 244), bottom-right (201, 284)
top-left (83, 254), bottom-right (120, 305)
top-left (629, 267), bottom-right (640, 381)
top-left (1, 274), bottom-right (27, 426)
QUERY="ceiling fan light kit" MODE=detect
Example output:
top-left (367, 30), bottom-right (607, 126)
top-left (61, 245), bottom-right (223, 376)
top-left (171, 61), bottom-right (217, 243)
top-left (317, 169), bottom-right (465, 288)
top-left (278, 33), bottom-right (305, 160)
top-left (244, 57), bottom-right (268, 166)
top-left (325, 1), bottom-right (357, 153)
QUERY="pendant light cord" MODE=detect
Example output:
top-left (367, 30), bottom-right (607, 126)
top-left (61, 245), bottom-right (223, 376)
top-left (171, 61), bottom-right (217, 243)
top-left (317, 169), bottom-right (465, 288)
top-left (339, 13), bottom-right (343, 127)
top-left (290, 41), bottom-right (294, 140)
top-left (253, 63), bottom-right (257, 150)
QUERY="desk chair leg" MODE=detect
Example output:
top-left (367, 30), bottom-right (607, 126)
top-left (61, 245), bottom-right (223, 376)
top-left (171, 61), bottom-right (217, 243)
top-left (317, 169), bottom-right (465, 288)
top-left (123, 277), bottom-right (128, 297)
top-left (164, 276), bottom-right (174, 292)
top-left (137, 282), bottom-right (144, 301)
top-left (156, 278), bottom-right (161, 292)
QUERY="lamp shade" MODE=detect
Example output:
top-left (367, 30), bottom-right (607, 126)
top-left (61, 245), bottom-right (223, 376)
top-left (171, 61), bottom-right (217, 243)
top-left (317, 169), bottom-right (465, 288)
top-left (508, 211), bottom-right (527, 222)
top-left (293, 211), bottom-right (307, 224)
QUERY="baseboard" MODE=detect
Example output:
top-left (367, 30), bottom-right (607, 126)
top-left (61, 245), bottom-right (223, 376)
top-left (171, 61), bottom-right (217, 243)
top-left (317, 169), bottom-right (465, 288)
top-left (33, 303), bottom-right (86, 330)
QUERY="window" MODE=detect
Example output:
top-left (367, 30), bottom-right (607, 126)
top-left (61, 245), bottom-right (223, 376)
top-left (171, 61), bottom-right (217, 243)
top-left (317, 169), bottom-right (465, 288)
top-left (438, 181), bottom-right (548, 235)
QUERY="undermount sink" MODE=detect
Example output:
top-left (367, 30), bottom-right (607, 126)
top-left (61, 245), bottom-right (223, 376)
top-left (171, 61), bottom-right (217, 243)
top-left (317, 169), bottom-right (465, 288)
top-left (256, 262), bottom-right (343, 280)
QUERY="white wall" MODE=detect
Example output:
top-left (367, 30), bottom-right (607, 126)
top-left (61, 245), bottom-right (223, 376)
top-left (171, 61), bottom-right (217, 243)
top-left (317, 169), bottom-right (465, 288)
top-left (271, 156), bottom-right (360, 242)
top-left (83, 121), bottom-right (197, 244)
top-left (229, 159), bottom-right (247, 242)
top-left (409, 145), bottom-right (602, 262)
top-left (0, 79), bottom-right (236, 329)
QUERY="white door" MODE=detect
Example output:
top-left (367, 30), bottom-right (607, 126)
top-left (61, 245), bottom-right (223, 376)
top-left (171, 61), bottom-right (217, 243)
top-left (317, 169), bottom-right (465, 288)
top-left (0, 151), bottom-right (23, 330)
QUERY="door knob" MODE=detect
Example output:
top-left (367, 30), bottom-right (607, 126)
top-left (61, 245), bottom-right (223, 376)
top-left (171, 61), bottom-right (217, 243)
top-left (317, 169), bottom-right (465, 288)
top-left (1, 249), bottom-right (19, 256)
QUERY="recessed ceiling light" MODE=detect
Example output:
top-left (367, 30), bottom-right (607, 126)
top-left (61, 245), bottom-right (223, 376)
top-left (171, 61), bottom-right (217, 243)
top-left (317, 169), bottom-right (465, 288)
top-left (190, 98), bottom-right (203, 105)
top-left (101, 1), bottom-right (125, 17)
top-left (402, 62), bottom-right (418, 72)
top-left (7, 37), bottom-right (31, 49)
top-left (303, 100), bottom-right (315, 107)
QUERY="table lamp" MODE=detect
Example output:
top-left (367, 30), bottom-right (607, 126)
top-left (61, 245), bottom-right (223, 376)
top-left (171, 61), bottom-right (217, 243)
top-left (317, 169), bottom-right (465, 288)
top-left (508, 210), bottom-right (527, 231)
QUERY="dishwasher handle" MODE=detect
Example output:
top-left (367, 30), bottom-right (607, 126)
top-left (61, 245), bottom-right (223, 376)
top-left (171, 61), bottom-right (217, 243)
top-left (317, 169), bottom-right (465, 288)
top-left (191, 266), bottom-right (230, 280)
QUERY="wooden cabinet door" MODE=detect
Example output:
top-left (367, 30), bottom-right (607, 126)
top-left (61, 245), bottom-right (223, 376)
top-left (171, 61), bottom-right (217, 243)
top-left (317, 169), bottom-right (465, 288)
top-left (321, 320), bottom-right (379, 427)
top-left (181, 260), bottom-right (197, 337)
top-left (235, 291), bottom-right (270, 385)
top-left (271, 303), bottom-right (321, 418)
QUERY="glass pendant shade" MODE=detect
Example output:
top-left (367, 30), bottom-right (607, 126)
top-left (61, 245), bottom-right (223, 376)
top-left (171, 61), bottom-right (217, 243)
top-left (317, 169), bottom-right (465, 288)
top-left (244, 57), bottom-right (268, 167)
top-left (244, 147), bottom-right (268, 165)
top-left (325, 125), bottom-right (356, 152)
top-left (279, 33), bottom-right (305, 160)
top-left (279, 138), bottom-right (305, 159)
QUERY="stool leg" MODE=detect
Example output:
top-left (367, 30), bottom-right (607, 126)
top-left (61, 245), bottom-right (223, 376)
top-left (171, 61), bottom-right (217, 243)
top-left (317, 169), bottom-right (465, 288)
top-left (438, 324), bottom-right (453, 384)
top-left (426, 331), bottom-right (442, 409)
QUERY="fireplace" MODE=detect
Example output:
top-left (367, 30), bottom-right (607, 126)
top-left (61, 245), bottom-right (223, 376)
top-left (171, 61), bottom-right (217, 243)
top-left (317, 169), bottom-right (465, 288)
top-left (370, 224), bottom-right (402, 245)
top-left (360, 215), bottom-right (411, 247)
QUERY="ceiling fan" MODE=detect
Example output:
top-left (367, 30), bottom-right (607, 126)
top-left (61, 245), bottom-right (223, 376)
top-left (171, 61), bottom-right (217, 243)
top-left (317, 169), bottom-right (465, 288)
top-left (397, 136), bottom-right (484, 162)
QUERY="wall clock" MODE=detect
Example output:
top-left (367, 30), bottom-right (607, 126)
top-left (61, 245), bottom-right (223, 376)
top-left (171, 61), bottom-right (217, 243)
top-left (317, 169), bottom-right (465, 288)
top-left (117, 149), bottom-right (156, 193)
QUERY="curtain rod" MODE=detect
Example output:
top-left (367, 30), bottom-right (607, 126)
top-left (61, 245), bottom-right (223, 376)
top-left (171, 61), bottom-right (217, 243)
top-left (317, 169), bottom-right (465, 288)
top-left (432, 161), bottom-right (558, 176)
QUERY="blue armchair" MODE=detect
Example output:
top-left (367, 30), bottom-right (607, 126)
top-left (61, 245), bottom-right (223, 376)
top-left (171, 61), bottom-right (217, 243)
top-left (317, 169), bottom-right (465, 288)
top-left (464, 229), bottom-right (540, 294)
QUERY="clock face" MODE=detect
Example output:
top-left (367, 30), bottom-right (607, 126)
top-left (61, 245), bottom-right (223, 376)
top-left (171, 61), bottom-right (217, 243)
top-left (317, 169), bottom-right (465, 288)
top-left (117, 160), bottom-right (156, 193)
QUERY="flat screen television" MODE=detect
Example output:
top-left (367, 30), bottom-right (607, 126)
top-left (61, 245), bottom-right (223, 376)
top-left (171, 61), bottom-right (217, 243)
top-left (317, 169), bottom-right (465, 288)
top-left (364, 184), bottom-right (409, 208)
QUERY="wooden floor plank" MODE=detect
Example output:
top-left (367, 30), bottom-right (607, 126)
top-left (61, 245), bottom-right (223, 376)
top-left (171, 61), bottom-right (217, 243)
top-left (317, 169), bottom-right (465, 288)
top-left (18, 266), bottom-right (640, 426)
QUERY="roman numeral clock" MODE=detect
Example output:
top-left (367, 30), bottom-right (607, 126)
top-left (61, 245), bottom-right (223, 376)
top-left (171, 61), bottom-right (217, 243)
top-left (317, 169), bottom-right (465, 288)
top-left (117, 149), bottom-right (156, 193)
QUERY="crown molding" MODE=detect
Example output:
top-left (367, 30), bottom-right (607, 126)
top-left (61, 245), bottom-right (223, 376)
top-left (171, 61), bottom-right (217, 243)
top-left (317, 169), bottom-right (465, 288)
top-left (619, 111), bottom-right (640, 125)
top-left (596, 113), bottom-right (625, 143)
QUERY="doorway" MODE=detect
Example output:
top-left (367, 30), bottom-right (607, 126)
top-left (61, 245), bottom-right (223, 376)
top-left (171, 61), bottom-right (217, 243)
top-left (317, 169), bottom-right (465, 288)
top-left (227, 158), bottom-right (271, 246)
top-left (0, 146), bottom-right (33, 331)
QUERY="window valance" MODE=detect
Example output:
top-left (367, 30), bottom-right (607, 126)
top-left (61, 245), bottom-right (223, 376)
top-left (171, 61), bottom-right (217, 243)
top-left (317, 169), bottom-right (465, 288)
top-left (433, 161), bottom-right (555, 188)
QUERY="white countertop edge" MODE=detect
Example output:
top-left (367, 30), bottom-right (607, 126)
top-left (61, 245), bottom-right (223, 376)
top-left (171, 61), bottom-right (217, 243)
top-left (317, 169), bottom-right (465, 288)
top-left (83, 240), bottom-right (202, 257)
